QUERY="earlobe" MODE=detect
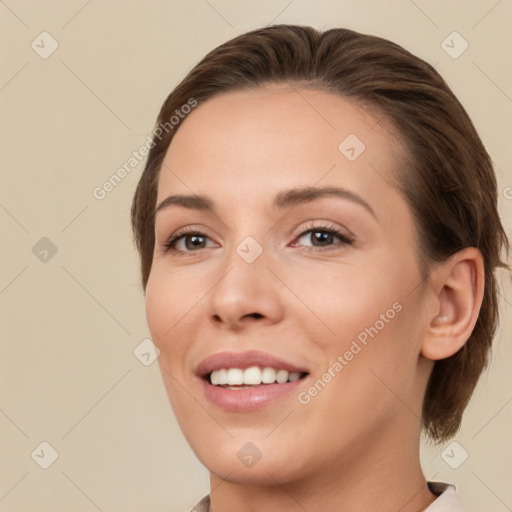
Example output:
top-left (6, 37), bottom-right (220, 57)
top-left (421, 247), bottom-right (485, 361)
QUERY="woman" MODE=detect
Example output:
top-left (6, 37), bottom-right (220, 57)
top-left (130, 25), bottom-right (509, 511)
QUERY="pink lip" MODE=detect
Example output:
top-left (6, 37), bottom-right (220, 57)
top-left (200, 377), bottom-right (308, 411)
top-left (195, 350), bottom-right (310, 412)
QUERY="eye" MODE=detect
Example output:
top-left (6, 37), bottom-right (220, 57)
top-left (292, 223), bottom-right (353, 251)
top-left (161, 222), bottom-right (354, 256)
top-left (162, 228), bottom-right (217, 255)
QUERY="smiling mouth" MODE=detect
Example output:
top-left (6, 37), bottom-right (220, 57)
top-left (206, 366), bottom-right (310, 388)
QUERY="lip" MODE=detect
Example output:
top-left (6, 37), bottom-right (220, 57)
top-left (195, 350), bottom-right (310, 412)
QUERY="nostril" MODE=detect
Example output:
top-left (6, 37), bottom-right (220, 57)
top-left (250, 313), bottom-right (263, 319)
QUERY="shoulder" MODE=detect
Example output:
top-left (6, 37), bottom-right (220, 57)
top-left (424, 482), bottom-right (467, 511)
top-left (190, 494), bottom-right (210, 512)
top-left (190, 484), bottom-right (466, 512)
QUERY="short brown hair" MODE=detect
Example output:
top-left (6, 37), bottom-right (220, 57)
top-left (131, 24), bottom-right (510, 442)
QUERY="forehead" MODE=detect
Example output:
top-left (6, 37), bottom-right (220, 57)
top-left (157, 85), bottom-right (404, 215)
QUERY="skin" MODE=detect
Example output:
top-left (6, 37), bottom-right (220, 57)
top-left (145, 84), bottom-right (484, 511)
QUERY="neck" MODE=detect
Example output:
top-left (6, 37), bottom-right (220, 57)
top-left (208, 420), bottom-right (437, 512)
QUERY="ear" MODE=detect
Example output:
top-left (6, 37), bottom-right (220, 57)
top-left (421, 247), bottom-right (485, 361)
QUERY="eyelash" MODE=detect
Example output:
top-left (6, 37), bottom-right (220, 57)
top-left (162, 223), bottom-right (354, 257)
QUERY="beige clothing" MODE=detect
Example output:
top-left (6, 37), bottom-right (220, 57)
top-left (424, 482), bottom-right (466, 511)
top-left (191, 482), bottom-right (465, 511)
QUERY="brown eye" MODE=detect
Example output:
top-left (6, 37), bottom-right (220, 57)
top-left (294, 226), bottom-right (353, 250)
top-left (163, 231), bottom-right (215, 253)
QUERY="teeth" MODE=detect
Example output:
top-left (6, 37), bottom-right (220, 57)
top-left (211, 370), bottom-right (220, 385)
top-left (209, 367), bottom-right (303, 386)
top-left (276, 369), bottom-right (289, 383)
top-left (261, 367), bottom-right (277, 384)
top-left (244, 366), bottom-right (262, 385)
top-left (218, 369), bottom-right (228, 385)
top-left (227, 368), bottom-right (244, 385)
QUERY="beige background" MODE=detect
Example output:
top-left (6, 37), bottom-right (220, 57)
top-left (0, 0), bottom-right (511, 510)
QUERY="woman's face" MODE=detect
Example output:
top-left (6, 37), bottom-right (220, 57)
top-left (145, 85), bottom-right (434, 484)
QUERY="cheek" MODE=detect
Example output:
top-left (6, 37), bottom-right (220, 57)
top-left (145, 275), bottom-right (168, 346)
top-left (145, 265), bottom-right (216, 385)
top-left (145, 270), bottom-right (190, 357)
top-left (297, 300), bottom-right (418, 440)
top-left (301, 261), bottom-right (402, 346)
top-left (298, 252), bottom-right (421, 394)
top-left (145, 272), bottom-right (199, 414)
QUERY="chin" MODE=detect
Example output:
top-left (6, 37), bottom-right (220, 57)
top-left (202, 454), bottom-right (302, 485)
top-left (187, 433), bottom-right (316, 486)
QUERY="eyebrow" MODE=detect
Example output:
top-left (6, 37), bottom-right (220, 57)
top-left (154, 185), bottom-right (377, 219)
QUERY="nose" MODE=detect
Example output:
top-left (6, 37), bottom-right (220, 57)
top-left (206, 248), bottom-right (285, 331)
